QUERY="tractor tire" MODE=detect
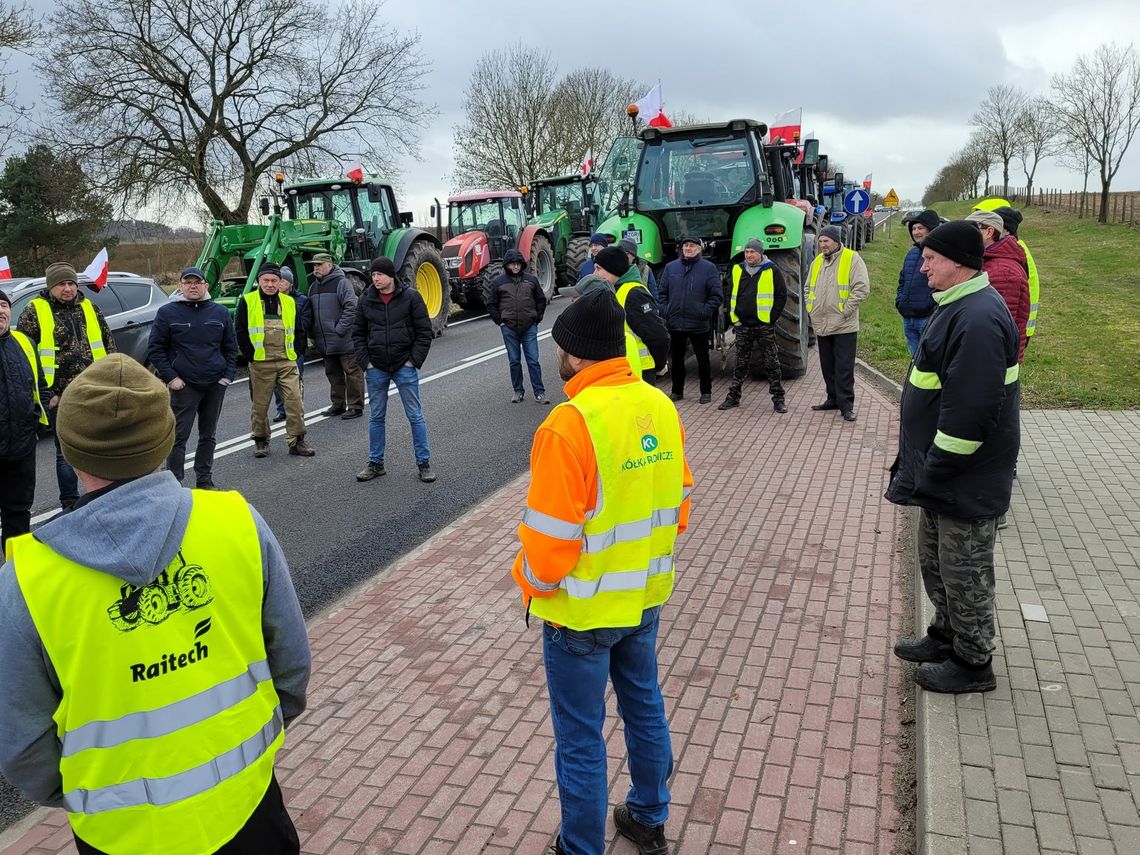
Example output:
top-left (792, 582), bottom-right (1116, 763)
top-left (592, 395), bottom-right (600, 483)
top-left (137, 586), bottom-right (169, 625)
top-left (529, 235), bottom-right (556, 301)
top-left (767, 245), bottom-right (809, 380)
top-left (480, 263), bottom-right (503, 306)
top-left (801, 233), bottom-right (818, 349)
top-left (401, 240), bottom-right (450, 337)
top-left (175, 565), bottom-right (213, 608)
top-left (563, 236), bottom-right (590, 289)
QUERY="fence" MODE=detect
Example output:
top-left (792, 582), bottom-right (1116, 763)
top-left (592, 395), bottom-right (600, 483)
top-left (997, 186), bottom-right (1140, 225)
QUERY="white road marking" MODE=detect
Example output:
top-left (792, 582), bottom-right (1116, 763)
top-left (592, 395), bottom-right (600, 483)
top-left (448, 314), bottom-right (489, 326)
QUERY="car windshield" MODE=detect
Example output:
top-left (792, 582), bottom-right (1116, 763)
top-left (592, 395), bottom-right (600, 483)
top-left (636, 135), bottom-right (759, 210)
top-left (449, 198), bottom-right (525, 237)
top-left (290, 187), bottom-right (356, 229)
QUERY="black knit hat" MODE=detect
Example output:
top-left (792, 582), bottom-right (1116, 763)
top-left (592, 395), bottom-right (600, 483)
top-left (0, 289), bottom-right (10, 308)
top-left (552, 289), bottom-right (626, 360)
top-left (994, 206), bottom-right (1023, 237)
top-left (820, 225), bottom-right (844, 245)
top-left (594, 246), bottom-right (630, 278)
top-left (256, 263), bottom-right (281, 279)
top-left (370, 256), bottom-right (397, 278)
top-left (922, 221), bottom-right (984, 271)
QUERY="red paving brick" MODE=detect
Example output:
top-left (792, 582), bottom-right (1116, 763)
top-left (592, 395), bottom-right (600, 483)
top-left (1, 354), bottom-right (908, 854)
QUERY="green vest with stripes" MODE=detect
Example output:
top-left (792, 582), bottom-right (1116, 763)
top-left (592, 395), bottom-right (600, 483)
top-left (526, 381), bottom-right (685, 630)
top-left (729, 264), bottom-right (775, 324)
top-left (806, 248), bottom-right (853, 313)
top-left (243, 290), bottom-right (297, 361)
top-left (1019, 239), bottom-right (1039, 337)
top-left (31, 297), bottom-right (108, 388)
top-left (8, 491), bottom-right (282, 854)
top-left (10, 330), bottom-right (49, 426)
top-left (615, 280), bottom-right (655, 372)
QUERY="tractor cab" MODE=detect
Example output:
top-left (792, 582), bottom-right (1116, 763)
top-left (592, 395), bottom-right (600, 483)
top-left (285, 178), bottom-right (410, 267)
top-left (446, 191), bottom-right (527, 262)
top-left (529, 174), bottom-right (599, 234)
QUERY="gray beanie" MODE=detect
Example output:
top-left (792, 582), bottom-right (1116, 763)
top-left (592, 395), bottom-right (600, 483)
top-left (744, 238), bottom-right (765, 254)
top-left (820, 225), bottom-right (844, 245)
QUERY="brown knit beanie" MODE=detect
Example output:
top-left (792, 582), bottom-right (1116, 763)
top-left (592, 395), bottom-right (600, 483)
top-left (46, 262), bottom-right (79, 289)
top-left (57, 355), bottom-right (176, 481)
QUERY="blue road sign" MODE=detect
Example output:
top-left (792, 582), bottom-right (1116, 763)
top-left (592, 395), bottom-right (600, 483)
top-left (844, 188), bottom-right (870, 215)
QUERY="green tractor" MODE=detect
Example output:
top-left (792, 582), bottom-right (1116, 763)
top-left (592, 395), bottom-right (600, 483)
top-left (196, 174), bottom-right (450, 336)
top-left (526, 173), bottom-right (603, 286)
top-left (594, 119), bottom-right (815, 378)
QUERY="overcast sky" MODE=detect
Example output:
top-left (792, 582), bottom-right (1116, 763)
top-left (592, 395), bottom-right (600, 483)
top-left (6, 0), bottom-right (1140, 226)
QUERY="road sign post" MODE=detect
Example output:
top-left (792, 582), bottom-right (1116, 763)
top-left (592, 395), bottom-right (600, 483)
top-left (843, 188), bottom-right (870, 216)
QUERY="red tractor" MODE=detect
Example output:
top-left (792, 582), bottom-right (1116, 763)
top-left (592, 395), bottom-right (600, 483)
top-left (439, 190), bottom-right (556, 311)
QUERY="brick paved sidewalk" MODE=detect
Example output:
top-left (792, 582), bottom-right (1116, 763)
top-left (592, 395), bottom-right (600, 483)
top-left (917, 411), bottom-right (1140, 855)
top-left (2, 355), bottom-right (910, 855)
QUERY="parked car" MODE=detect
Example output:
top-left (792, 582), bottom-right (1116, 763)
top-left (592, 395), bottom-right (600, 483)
top-left (1, 272), bottom-right (168, 368)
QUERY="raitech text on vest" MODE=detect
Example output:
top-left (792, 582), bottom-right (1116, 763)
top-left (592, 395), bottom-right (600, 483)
top-left (131, 640), bottom-right (209, 682)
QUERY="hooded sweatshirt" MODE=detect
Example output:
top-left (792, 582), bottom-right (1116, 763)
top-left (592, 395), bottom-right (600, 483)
top-left (0, 472), bottom-right (311, 806)
top-left (486, 248), bottom-right (546, 333)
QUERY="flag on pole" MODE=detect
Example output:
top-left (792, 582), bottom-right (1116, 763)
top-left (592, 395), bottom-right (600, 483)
top-left (344, 161), bottom-right (365, 183)
top-left (634, 83), bottom-right (672, 129)
top-left (768, 108), bottom-right (802, 145)
top-left (0, 256), bottom-right (11, 280)
top-left (794, 129), bottom-right (816, 164)
top-left (81, 247), bottom-right (109, 291)
top-left (863, 173), bottom-right (873, 189)
top-left (580, 148), bottom-right (594, 178)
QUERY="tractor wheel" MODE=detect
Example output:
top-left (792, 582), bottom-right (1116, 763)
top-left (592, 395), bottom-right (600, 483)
top-left (175, 565), bottom-right (213, 608)
top-left (529, 235), bottom-right (556, 301)
top-left (137, 586), bottom-right (169, 625)
top-left (563, 236), bottom-right (590, 289)
top-left (401, 240), bottom-right (450, 337)
top-left (801, 232), bottom-right (818, 349)
top-left (344, 270), bottom-right (367, 296)
top-left (767, 245), bottom-right (809, 380)
top-left (479, 263), bottom-right (503, 306)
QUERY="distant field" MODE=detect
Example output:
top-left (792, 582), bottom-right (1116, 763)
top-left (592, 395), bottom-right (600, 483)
top-left (857, 201), bottom-right (1140, 410)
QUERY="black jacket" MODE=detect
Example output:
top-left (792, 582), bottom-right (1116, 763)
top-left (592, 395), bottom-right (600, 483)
top-left (616, 271), bottom-right (670, 370)
top-left (0, 330), bottom-right (49, 459)
top-left (352, 283), bottom-right (433, 372)
top-left (486, 249), bottom-right (546, 333)
top-left (147, 297), bottom-right (238, 388)
top-left (728, 261), bottom-right (787, 327)
top-left (657, 256), bottom-right (723, 333)
top-left (307, 266), bottom-right (357, 355)
top-left (885, 274), bottom-right (1020, 520)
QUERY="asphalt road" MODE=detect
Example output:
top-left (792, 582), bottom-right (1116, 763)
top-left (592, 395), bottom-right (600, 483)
top-left (2, 302), bottom-right (572, 832)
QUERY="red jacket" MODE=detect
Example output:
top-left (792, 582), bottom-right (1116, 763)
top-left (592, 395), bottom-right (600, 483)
top-left (982, 236), bottom-right (1030, 362)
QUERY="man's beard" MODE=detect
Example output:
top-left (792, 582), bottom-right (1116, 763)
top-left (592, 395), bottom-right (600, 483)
top-left (558, 349), bottom-right (577, 382)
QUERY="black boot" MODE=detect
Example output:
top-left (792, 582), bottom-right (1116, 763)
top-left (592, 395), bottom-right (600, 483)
top-left (893, 629), bottom-right (954, 663)
top-left (614, 803), bottom-right (669, 855)
top-left (773, 399), bottom-right (787, 414)
top-left (914, 654), bottom-right (996, 694)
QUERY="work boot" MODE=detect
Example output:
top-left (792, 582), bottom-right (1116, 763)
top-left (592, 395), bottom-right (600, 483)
top-left (698, 393), bottom-right (712, 404)
top-left (289, 438), bottom-right (316, 457)
top-left (811, 400), bottom-right (838, 411)
top-left (894, 631), bottom-right (953, 664)
top-left (341, 408), bottom-right (363, 420)
top-left (321, 405), bottom-right (346, 417)
top-left (614, 803), bottom-right (669, 855)
top-left (773, 399), bottom-right (788, 414)
top-left (418, 462), bottom-right (437, 483)
top-left (511, 391), bottom-right (524, 403)
top-left (717, 397), bottom-right (739, 411)
top-left (547, 837), bottom-right (568, 855)
top-left (914, 656), bottom-right (996, 694)
top-left (669, 391), bottom-right (683, 402)
top-left (272, 412), bottom-right (286, 423)
top-left (254, 439), bottom-right (270, 458)
top-left (356, 461), bottom-right (385, 481)
top-left (842, 410), bottom-right (857, 422)
top-left (195, 480), bottom-right (217, 491)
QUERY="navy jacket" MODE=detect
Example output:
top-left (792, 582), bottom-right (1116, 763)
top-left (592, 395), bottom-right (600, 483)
top-left (148, 297), bottom-right (238, 388)
top-left (896, 246), bottom-right (936, 318)
top-left (0, 331), bottom-right (49, 459)
top-left (657, 256), bottom-right (723, 333)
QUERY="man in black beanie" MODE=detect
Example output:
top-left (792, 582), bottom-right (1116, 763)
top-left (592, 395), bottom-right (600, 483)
top-left (591, 246), bottom-right (669, 383)
top-left (512, 288), bottom-right (694, 855)
top-left (886, 221), bottom-right (1020, 695)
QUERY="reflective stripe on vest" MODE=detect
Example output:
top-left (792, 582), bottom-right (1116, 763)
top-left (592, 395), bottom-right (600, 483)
top-left (526, 381), bottom-right (684, 630)
top-left (807, 248), bottom-right (853, 314)
top-left (1020, 239), bottom-right (1040, 337)
top-left (243, 290), bottom-right (297, 361)
top-left (729, 264), bottom-right (775, 324)
top-left (9, 491), bottom-right (282, 854)
top-left (615, 281), bottom-right (654, 372)
top-left (10, 330), bottom-right (49, 426)
top-left (908, 363), bottom-right (1020, 391)
top-left (31, 298), bottom-right (108, 388)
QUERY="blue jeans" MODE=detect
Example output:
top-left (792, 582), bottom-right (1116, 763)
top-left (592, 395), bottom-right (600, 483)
top-left (543, 606), bottom-right (673, 855)
top-left (903, 316), bottom-right (929, 356)
top-left (48, 405), bottom-right (79, 505)
top-left (501, 325), bottom-right (545, 397)
top-left (274, 356), bottom-right (305, 418)
top-left (365, 365), bottom-right (430, 466)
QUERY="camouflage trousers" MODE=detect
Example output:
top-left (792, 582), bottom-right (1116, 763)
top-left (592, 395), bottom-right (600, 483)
top-left (728, 323), bottom-right (784, 402)
top-left (918, 508), bottom-right (998, 665)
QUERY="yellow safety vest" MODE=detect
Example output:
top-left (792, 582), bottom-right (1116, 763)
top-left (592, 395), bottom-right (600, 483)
top-left (9, 330), bottom-right (49, 426)
top-left (729, 264), bottom-right (775, 324)
top-left (527, 381), bottom-right (685, 630)
top-left (1019, 239), bottom-right (1039, 337)
top-left (31, 297), bottom-right (108, 388)
top-left (615, 280), bottom-right (655, 373)
top-left (243, 290), bottom-right (297, 361)
top-left (807, 248), bottom-right (853, 314)
top-left (7, 491), bottom-right (282, 855)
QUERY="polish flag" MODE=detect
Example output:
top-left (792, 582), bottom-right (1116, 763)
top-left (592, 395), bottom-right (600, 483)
top-left (634, 83), bottom-right (672, 129)
top-left (863, 173), bottom-right (873, 189)
top-left (0, 256), bottom-right (11, 280)
top-left (768, 108), bottom-right (802, 145)
top-left (580, 148), bottom-right (593, 178)
top-left (344, 161), bottom-right (365, 183)
top-left (81, 247), bottom-right (109, 291)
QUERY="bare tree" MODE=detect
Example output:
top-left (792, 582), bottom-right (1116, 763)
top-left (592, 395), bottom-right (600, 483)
top-left (43, 0), bottom-right (432, 224)
top-left (1014, 98), bottom-right (1059, 205)
top-left (0, 2), bottom-right (36, 152)
top-left (961, 131), bottom-right (996, 197)
top-left (971, 84), bottom-right (1028, 196)
top-left (1052, 42), bottom-right (1140, 223)
top-left (452, 43), bottom-right (644, 190)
